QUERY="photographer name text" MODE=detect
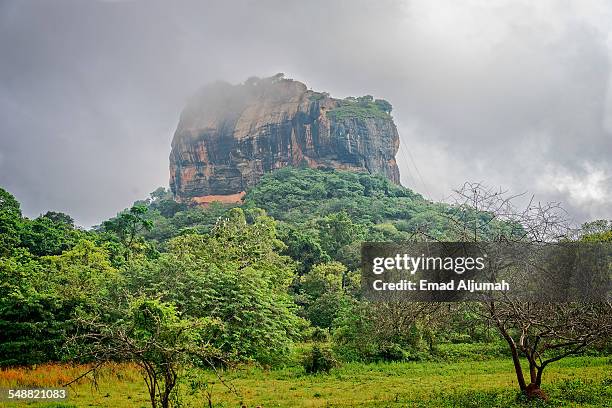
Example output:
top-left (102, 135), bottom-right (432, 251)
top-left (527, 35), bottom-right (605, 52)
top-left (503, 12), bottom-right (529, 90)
top-left (372, 279), bottom-right (510, 292)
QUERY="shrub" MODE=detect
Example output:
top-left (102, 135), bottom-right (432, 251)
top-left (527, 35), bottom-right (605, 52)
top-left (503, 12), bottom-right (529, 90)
top-left (302, 344), bottom-right (338, 374)
top-left (310, 327), bottom-right (330, 343)
top-left (378, 343), bottom-right (410, 362)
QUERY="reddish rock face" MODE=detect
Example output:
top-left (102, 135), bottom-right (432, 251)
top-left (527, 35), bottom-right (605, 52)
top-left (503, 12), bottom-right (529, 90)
top-left (169, 75), bottom-right (401, 204)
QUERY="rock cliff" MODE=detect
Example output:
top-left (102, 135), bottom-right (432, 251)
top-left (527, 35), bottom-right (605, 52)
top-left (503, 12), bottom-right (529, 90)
top-left (169, 74), bottom-right (401, 204)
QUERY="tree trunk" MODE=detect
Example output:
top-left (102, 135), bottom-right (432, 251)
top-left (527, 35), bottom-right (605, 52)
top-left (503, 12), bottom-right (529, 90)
top-left (142, 367), bottom-right (157, 408)
top-left (535, 366), bottom-right (544, 387)
top-left (529, 361), bottom-right (537, 384)
top-left (525, 383), bottom-right (549, 400)
top-left (149, 388), bottom-right (157, 408)
top-left (509, 342), bottom-right (527, 391)
top-left (491, 303), bottom-right (527, 391)
top-left (523, 366), bottom-right (548, 400)
top-left (161, 370), bottom-right (175, 408)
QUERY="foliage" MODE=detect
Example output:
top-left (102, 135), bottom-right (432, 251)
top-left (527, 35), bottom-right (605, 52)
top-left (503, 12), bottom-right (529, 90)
top-left (0, 240), bottom-right (118, 366)
top-left (308, 91), bottom-right (328, 101)
top-left (147, 187), bottom-right (188, 218)
top-left (580, 219), bottom-right (612, 242)
top-left (433, 342), bottom-right (510, 362)
top-left (137, 168), bottom-right (494, 269)
top-left (302, 344), bottom-right (338, 374)
top-left (277, 224), bottom-right (330, 274)
top-left (0, 188), bottom-right (22, 256)
top-left (326, 96), bottom-right (392, 120)
top-left (317, 211), bottom-right (366, 259)
top-left (46, 239), bottom-right (121, 308)
top-left (42, 211), bottom-right (75, 227)
top-left (123, 208), bottom-right (304, 365)
top-left (0, 170), bottom-right (610, 407)
top-left (0, 249), bottom-right (66, 366)
top-left (332, 301), bottom-right (436, 362)
top-left (300, 262), bottom-right (344, 299)
top-left (70, 297), bottom-right (221, 408)
top-left (20, 215), bottom-right (82, 256)
top-left (138, 189), bottom-right (233, 248)
top-left (102, 205), bottom-right (153, 259)
top-left (298, 262), bottom-right (351, 328)
top-left (374, 98), bottom-right (393, 113)
top-left (244, 167), bottom-right (472, 242)
top-left (243, 167), bottom-right (483, 276)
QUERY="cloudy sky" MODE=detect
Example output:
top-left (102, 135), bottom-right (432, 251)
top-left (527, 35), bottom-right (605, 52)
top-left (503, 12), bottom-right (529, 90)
top-left (1, 0), bottom-right (611, 227)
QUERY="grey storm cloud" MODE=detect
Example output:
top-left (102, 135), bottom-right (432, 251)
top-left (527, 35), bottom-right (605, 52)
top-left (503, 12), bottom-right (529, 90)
top-left (0, 0), bottom-right (611, 227)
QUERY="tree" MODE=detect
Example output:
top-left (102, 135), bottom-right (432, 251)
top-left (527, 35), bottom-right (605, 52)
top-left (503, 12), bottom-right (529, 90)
top-left (46, 239), bottom-right (121, 308)
top-left (317, 211), bottom-right (366, 259)
top-left (445, 182), bottom-right (612, 399)
top-left (149, 187), bottom-right (168, 201)
top-left (102, 205), bottom-right (153, 259)
top-left (69, 298), bottom-right (221, 408)
top-left (148, 188), bottom-right (187, 218)
top-left (357, 95), bottom-right (374, 105)
top-left (42, 211), bottom-right (75, 227)
top-left (0, 187), bottom-right (22, 256)
top-left (0, 238), bottom-right (119, 367)
top-left (20, 215), bottom-right (79, 256)
top-left (0, 249), bottom-right (67, 365)
top-left (487, 301), bottom-right (610, 398)
top-left (0, 187), bottom-right (20, 217)
top-left (245, 76), bottom-right (260, 86)
top-left (279, 225), bottom-right (330, 274)
top-left (299, 262), bottom-right (348, 328)
top-left (271, 72), bottom-right (285, 82)
top-left (123, 208), bottom-right (304, 364)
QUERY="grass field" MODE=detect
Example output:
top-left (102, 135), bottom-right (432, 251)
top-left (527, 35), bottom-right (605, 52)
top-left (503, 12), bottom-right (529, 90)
top-left (0, 356), bottom-right (610, 407)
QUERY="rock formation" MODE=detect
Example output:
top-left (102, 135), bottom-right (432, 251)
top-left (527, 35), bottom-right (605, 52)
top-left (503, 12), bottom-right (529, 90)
top-left (169, 74), bottom-right (401, 204)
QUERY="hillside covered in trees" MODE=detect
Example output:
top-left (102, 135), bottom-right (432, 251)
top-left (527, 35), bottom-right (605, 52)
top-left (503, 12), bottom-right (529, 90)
top-left (1, 168), bottom-right (610, 407)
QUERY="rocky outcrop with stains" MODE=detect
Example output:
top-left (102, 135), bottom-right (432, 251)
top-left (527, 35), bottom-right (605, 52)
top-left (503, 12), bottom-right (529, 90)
top-left (169, 74), bottom-right (401, 204)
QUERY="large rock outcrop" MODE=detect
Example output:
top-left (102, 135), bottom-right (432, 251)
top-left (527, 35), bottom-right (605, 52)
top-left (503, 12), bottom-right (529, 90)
top-left (170, 74), bottom-right (401, 204)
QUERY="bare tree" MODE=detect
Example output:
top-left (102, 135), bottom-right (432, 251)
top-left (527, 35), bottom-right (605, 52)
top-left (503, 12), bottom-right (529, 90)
top-left (443, 182), bottom-right (612, 399)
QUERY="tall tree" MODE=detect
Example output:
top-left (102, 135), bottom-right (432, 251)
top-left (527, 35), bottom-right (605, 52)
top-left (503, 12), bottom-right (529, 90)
top-left (317, 211), bottom-right (366, 259)
top-left (446, 183), bottom-right (612, 399)
top-left (0, 187), bottom-right (22, 256)
top-left (123, 208), bottom-right (304, 364)
top-left (299, 262), bottom-right (348, 328)
top-left (102, 205), bottom-right (153, 259)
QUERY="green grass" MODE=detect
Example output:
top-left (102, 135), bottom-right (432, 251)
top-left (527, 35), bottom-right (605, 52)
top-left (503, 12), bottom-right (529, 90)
top-left (216, 357), bottom-right (610, 407)
top-left (433, 342), bottom-right (510, 361)
top-left (2, 356), bottom-right (609, 407)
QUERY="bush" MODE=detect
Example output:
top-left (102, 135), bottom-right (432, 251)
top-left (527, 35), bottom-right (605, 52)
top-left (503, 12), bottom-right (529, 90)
top-left (378, 343), bottom-right (410, 362)
top-left (302, 344), bottom-right (338, 374)
top-left (332, 301), bottom-right (430, 362)
top-left (310, 327), bottom-right (330, 343)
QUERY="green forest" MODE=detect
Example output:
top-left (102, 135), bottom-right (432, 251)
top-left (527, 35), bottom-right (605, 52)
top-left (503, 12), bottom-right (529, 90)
top-left (0, 167), bottom-right (611, 408)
